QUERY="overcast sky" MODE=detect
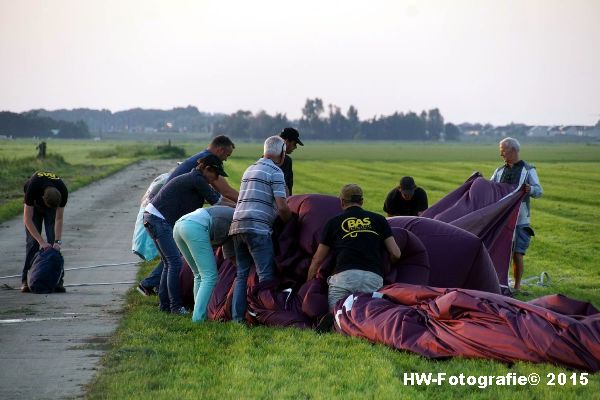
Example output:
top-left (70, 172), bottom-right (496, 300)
top-left (1, 0), bottom-right (599, 125)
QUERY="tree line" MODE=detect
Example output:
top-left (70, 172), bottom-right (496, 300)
top-left (215, 98), bottom-right (461, 141)
top-left (0, 111), bottom-right (90, 138)
top-left (2, 101), bottom-right (462, 141)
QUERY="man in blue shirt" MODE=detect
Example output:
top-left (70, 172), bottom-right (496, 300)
top-left (169, 135), bottom-right (238, 202)
top-left (137, 135), bottom-right (238, 295)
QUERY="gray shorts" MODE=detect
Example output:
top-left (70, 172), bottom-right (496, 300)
top-left (514, 225), bottom-right (534, 255)
top-left (327, 269), bottom-right (383, 311)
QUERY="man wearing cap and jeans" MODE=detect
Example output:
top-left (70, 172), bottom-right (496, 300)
top-left (383, 176), bottom-right (428, 217)
top-left (143, 154), bottom-right (235, 314)
top-left (279, 127), bottom-right (304, 195)
top-left (307, 184), bottom-right (402, 331)
top-left (229, 136), bottom-right (292, 322)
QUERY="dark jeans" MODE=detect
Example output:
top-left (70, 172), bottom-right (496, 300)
top-left (231, 233), bottom-right (275, 321)
top-left (23, 207), bottom-right (56, 283)
top-left (143, 213), bottom-right (183, 312)
top-left (141, 262), bottom-right (163, 289)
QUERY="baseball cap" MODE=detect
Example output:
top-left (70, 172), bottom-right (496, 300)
top-left (340, 184), bottom-right (363, 202)
top-left (198, 154), bottom-right (228, 177)
top-left (400, 176), bottom-right (416, 196)
top-left (279, 127), bottom-right (304, 146)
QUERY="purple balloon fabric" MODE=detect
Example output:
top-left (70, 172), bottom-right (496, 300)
top-left (176, 193), bottom-right (600, 371)
top-left (333, 283), bottom-right (600, 372)
top-left (182, 194), bottom-right (500, 324)
top-left (421, 173), bottom-right (525, 285)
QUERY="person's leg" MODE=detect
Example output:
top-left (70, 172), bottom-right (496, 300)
top-left (144, 214), bottom-right (169, 310)
top-left (42, 207), bottom-right (56, 244)
top-left (231, 234), bottom-right (252, 322)
top-left (246, 233), bottom-right (275, 283)
top-left (327, 281), bottom-right (354, 311)
top-left (42, 208), bottom-right (63, 289)
top-left (145, 214), bottom-right (183, 312)
top-left (177, 218), bottom-right (216, 322)
top-left (512, 253), bottom-right (524, 290)
top-left (173, 220), bottom-right (202, 301)
top-left (512, 225), bottom-right (531, 291)
top-left (327, 269), bottom-right (383, 311)
top-left (140, 262), bottom-right (163, 290)
top-left (22, 208), bottom-right (44, 285)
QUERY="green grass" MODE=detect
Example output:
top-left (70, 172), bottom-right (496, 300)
top-left (2, 139), bottom-right (599, 398)
top-left (0, 139), bottom-right (184, 222)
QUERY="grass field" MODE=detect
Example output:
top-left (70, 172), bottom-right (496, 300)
top-left (2, 139), bottom-right (599, 399)
top-left (0, 138), bottom-right (183, 222)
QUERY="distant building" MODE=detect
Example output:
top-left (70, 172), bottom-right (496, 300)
top-left (527, 126), bottom-right (551, 137)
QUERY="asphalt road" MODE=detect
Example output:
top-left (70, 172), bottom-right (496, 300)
top-left (0, 159), bottom-right (175, 400)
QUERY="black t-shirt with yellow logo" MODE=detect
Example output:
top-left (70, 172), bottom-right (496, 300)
top-left (320, 206), bottom-right (393, 277)
top-left (24, 172), bottom-right (69, 210)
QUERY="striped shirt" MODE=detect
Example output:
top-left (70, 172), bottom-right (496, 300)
top-left (229, 158), bottom-right (287, 235)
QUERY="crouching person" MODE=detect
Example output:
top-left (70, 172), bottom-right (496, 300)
top-left (21, 171), bottom-right (68, 293)
top-left (173, 206), bottom-right (235, 322)
top-left (307, 184), bottom-right (401, 331)
top-left (144, 155), bottom-right (235, 315)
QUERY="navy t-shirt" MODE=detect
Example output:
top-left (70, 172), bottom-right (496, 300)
top-left (320, 206), bottom-right (393, 277)
top-left (383, 187), bottom-right (428, 216)
top-left (168, 149), bottom-right (211, 182)
top-left (280, 154), bottom-right (293, 194)
top-left (151, 169), bottom-right (220, 226)
top-left (24, 172), bottom-right (68, 210)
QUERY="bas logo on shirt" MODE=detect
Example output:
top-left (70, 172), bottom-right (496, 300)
top-left (341, 217), bottom-right (378, 239)
top-left (36, 171), bottom-right (60, 180)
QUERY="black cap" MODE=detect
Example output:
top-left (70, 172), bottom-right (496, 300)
top-left (399, 176), bottom-right (416, 196)
top-left (198, 154), bottom-right (228, 177)
top-left (279, 127), bottom-right (304, 146)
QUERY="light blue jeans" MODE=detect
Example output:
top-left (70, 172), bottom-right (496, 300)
top-left (231, 232), bottom-right (275, 321)
top-left (173, 213), bottom-right (218, 322)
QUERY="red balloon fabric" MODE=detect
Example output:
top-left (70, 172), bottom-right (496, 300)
top-left (333, 283), bottom-right (600, 372)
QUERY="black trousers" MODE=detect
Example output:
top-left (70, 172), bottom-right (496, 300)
top-left (22, 206), bottom-right (56, 283)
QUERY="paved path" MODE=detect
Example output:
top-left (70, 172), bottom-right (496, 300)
top-left (0, 159), bottom-right (174, 400)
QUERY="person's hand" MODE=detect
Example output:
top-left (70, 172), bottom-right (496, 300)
top-left (307, 266), bottom-right (317, 281)
top-left (523, 184), bottom-right (531, 193)
top-left (40, 242), bottom-right (51, 251)
top-left (52, 243), bottom-right (61, 251)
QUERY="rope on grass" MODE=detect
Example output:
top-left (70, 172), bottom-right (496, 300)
top-left (64, 281), bottom-right (137, 287)
top-left (0, 261), bottom-right (139, 280)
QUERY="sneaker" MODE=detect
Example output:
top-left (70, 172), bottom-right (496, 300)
top-left (172, 307), bottom-right (190, 315)
top-left (315, 313), bottom-right (334, 334)
top-left (54, 285), bottom-right (66, 293)
top-left (21, 283), bottom-right (30, 293)
top-left (136, 283), bottom-right (154, 297)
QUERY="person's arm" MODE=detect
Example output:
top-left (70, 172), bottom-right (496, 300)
top-left (23, 205), bottom-right (51, 250)
top-left (416, 189), bottom-right (428, 216)
top-left (53, 207), bottom-right (65, 250)
top-left (383, 189), bottom-right (395, 217)
top-left (275, 197), bottom-right (291, 222)
top-left (307, 244), bottom-right (330, 281)
top-left (526, 167), bottom-right (543, 198)
top-left (212, 176), bottom-right (239, 202)
top-left (216, 196), bottom-right (237, 208)
top-left (384, 236), bottom-right (402, 264)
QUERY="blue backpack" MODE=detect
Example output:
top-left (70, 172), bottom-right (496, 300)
top-left (27, 248), bottom-right (64, 293)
